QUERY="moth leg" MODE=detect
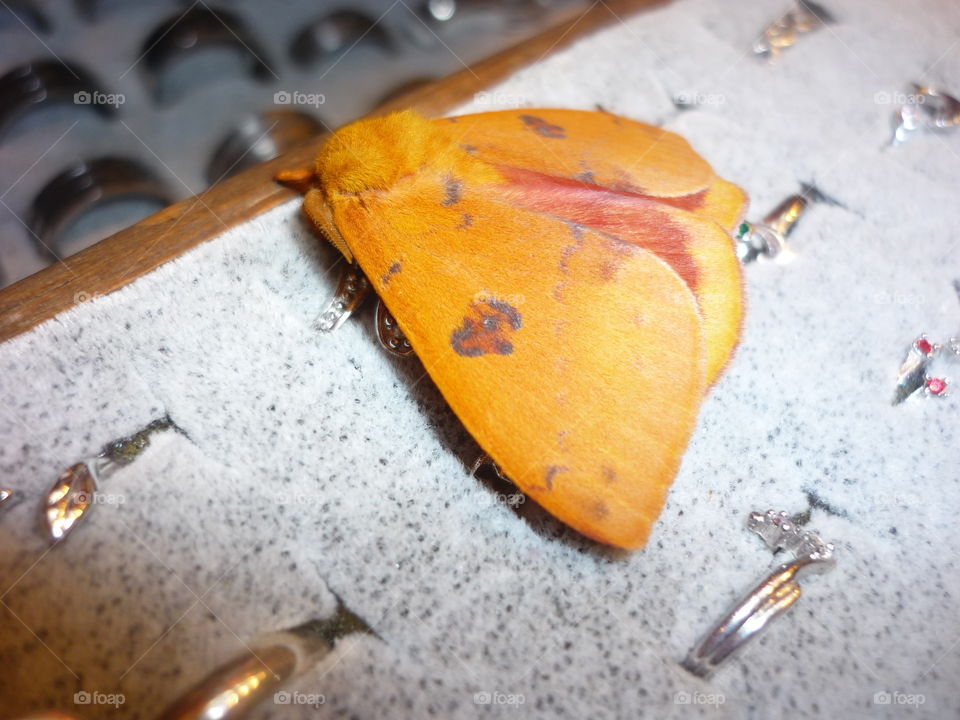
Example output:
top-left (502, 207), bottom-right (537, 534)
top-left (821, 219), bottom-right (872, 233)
top-left (469, 453), bottom-right (509, 484)
top-left (374, 298), bottom-right (414, 357)
top-left (313, 262), bottom-right (371, 333)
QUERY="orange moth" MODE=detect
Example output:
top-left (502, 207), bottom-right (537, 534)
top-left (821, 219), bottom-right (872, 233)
top-left (278, 109), bottom-right (747, 550)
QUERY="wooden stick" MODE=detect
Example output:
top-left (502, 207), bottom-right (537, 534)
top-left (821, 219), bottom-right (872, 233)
top-left (0, 0), bottom-right (664, 344)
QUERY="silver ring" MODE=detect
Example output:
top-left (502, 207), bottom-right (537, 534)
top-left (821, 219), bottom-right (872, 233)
top-left (736, 193), bottom-right (809, 264)
top-left (683, 510), bottom-right (836, 678)
top-left (892, 83), bottom-right (960, 144)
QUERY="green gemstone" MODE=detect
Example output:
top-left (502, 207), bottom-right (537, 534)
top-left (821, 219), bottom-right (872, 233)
top-left (737, 222), bottom-right (750, 238)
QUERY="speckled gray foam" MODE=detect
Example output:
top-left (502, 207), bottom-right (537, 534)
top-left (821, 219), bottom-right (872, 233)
top-left (2, 0), bottom-right (960, 718)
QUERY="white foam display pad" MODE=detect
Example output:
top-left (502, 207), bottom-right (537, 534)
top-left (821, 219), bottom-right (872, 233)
top-left (2, 0), bottom-right (959, 717)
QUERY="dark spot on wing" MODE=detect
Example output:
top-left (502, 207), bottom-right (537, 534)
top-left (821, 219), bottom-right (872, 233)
top-left (601, 465), bottom-right (618, 485)
top-left (380, 261), bottom-right (401, 286)
top-left (450, 299), bottom-right (522, 357)
top-left (544, 465), bottom-right (567, 490)
top-left (559, 222), bottom-right (586, 273)
top-left (456, 213), bottom-right (473, 229)
top-left (598, 261), bottom-right (617, 281)
top-left (575, 170), bottom-right (595, 184)
top-left (486, 299), bottom-right (521, 328)
top-left (591, 501), bottom-right (610, 520)
top-left (462, 144), bottom-right (477, 154)
top-left (519, 114), bottom-right (566, 139)
top-left (442, 177), bottom-right (462, 206)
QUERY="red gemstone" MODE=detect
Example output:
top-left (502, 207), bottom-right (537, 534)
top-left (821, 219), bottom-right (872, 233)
top-left (926, 377), bottom-right (948, 395)
top-left (916, 338), bottom-right (934, 355)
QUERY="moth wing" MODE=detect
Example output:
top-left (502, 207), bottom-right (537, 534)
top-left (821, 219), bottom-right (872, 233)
top-left (329, 170), bottom-right (707, 549)
top-left (446, 108), bottom-right (715, 199)
top-left (444, 110), bottom-right (747, 231)
top-left (580, 202), bottom-right (743, 386)
top-left (694, 176), bottom-right (748, 232)
top-left (493, 167), bottom-right (743, 385)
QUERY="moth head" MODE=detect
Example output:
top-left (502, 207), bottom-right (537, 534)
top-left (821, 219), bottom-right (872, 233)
top-left (315, 109), bottom-right (498, 198)
top-left (306, 110), bottom-right (499, 262)
top-left (316, 110), bottom-right (444, 196)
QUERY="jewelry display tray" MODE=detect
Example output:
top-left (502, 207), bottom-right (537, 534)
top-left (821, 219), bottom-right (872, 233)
top-left (1, 0), bottom-right (958, 717)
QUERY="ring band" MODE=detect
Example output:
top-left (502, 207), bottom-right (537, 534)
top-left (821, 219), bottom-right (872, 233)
top-left (683, 510), bottom-right (835, 678)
